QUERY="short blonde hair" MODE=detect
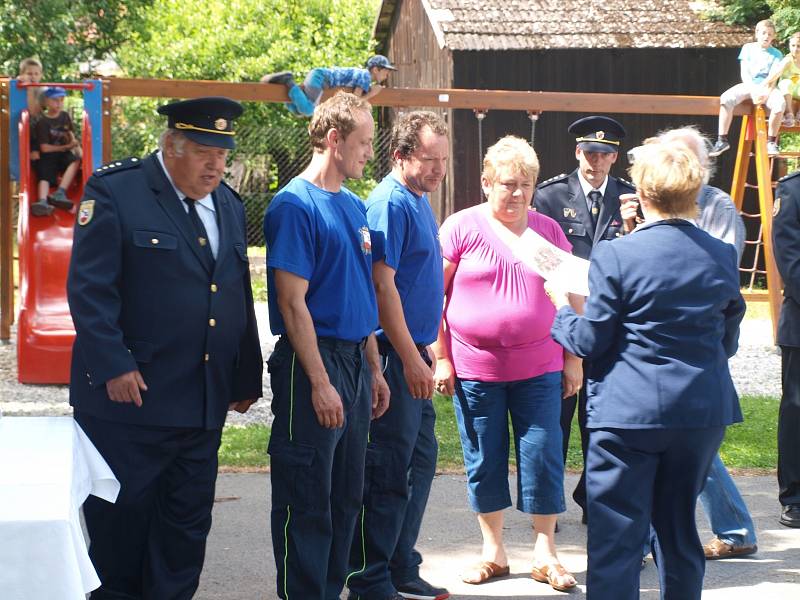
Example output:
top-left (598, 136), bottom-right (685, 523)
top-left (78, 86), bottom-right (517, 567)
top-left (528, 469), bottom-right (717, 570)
top-left (308, 92), bottom-right (372, 152)
top-left (482, 135), bottom-right (540, 184)
top-left (657, 126), bottom-right (712, 184)
top-left (755, 19), bottom-right (776, 34)
top-left (19, 57), bottom-right (42, 74)
top-left (629, 141), bottom-right (702, 218)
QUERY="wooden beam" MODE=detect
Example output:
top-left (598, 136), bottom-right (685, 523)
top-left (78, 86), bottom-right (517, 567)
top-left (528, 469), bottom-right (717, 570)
top-left (0, 77), bottom-right (12, 340)
top-left (107, 78), bottom-right (750, 116)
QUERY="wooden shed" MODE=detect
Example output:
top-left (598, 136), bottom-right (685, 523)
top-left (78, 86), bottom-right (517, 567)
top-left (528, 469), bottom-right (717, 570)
top-left (374, 0), bottom-right (753, 220)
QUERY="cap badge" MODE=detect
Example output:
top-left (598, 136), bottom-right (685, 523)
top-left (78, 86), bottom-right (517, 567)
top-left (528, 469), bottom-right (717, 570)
top-left (596, 131), bottom-right (605, 140)
top-left (214, 118), bottom-right (227, 131)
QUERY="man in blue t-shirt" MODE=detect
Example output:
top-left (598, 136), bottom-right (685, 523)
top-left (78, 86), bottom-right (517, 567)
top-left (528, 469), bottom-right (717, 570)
top-left (346, 112), bottom-right (450, 600)
top-left (263, 93), bottom-right (390, 600)
top-left (262, 55), bottom-right (397, 117)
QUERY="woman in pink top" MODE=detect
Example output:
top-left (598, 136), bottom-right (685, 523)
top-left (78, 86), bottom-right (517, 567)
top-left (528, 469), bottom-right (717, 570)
top-left (432, 136), bottom-right (583, 592)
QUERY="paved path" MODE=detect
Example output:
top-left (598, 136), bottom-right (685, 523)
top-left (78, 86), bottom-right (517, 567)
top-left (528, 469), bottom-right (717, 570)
top-left (199, 473), bottom-right (800, 599)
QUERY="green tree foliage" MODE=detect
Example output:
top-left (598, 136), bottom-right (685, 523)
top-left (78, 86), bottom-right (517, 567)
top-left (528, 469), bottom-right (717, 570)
top-left (0, 0), bottom-right (152, 78)
top-left (710, 1), bottom-right (800, 40)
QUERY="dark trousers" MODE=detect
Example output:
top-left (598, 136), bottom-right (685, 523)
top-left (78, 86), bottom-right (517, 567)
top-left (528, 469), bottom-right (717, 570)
top-left (347, 344), bottom-right (437, 599)
top-left (75, 411), bottom-right (222, 600)
top-left (268, 336), bottom-right (372, 600)
top-left (560, 383), bottom-right (589, 511)
top-left (586, 427), bottom-right (724, 600)
top-left (779, 345), bottom-right (800, 506)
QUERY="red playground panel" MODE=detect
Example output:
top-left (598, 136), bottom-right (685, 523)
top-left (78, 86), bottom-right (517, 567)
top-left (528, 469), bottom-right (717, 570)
top-left (17, 110), bottom-right (92, 383)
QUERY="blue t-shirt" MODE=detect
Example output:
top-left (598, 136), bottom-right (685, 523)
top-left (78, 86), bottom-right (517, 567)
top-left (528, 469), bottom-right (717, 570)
top-left (264, 177), bottom-right (378, 342)
top-left (739, 42), bottom-right (782, 84)
top-left (319, 67), bottom-right (372, 93)
top-left (367, 174), bottom-right (444, 345)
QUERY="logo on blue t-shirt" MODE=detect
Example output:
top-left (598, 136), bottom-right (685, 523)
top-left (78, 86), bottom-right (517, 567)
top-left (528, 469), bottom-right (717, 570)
top-left (359, 226), bottom-right (372, 255)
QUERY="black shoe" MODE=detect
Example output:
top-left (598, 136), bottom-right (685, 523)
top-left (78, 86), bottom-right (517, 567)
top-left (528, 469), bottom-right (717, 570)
top-left (395, 576), bottom-right (449, 600)
top-left (263, 71), bottom-right (295, 85)
top-left (31, 200), bottom-right (54, 216)
top-left (709, 139), bottom-right (730, 157)
top-left (47, 189), bottom-right (73, 210)
top-left (780, 504), bottom-right (800, 527)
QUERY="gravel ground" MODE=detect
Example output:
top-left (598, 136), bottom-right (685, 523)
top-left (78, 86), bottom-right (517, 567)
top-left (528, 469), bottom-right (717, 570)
top-left (0, 306), bottom-right (781, 421)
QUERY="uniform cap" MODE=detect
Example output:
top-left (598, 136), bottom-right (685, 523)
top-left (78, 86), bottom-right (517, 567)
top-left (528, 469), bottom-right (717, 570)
top-left (568, 115), bottom-right (626, 153)
top-left (157, 96), bottom-right (243, 149)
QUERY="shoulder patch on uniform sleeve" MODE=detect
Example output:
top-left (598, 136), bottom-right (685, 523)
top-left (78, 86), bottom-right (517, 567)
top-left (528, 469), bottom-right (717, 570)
top-left (537, 173), bottom-right (567, 188)
top-left (779, 170), bottom-right (800, 183)
top-left (77, 199), bottom-right (95, 225)
top-left (94, 157), bottom-right (142, 177)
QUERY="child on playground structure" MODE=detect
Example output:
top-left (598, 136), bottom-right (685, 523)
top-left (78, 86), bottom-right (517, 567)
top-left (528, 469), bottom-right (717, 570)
top-left (710, 19), bottom-right (784, 158)
top-left (261, 54), bottom-right (397, 116)
top-left (31, 87), bottom-right (81, 217)
top-left (18, 57), bottom-right (44, 165)
top-left (766, 31), bottom-right (800, 127)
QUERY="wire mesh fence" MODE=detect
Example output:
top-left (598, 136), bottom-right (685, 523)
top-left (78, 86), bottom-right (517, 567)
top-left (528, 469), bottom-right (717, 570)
top-left (110, 119), bottom-right (394, 246)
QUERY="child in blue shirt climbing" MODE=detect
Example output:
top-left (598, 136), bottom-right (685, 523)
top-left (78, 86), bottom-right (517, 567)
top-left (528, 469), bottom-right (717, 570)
top-left (262, 55), bottom-right (397, 116)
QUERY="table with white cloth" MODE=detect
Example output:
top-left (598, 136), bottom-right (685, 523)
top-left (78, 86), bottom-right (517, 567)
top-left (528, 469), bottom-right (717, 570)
top-left (0, 416), bottom-right (120, 600)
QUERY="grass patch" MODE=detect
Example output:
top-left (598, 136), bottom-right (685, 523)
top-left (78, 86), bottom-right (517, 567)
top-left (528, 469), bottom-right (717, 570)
top-left (744, 300), bottom-right (772, 321)
top-left (219, 395), bottom-right (779, 472)
top-left (251, 277), bottom-right (267, 302)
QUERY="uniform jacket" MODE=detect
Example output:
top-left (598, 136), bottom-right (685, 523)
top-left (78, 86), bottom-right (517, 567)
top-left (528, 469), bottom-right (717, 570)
top-left (774, 171), bottom-right (800, 348)
top-left (67, 152), bottom-right (262, 430)
top-left (534, 169), bottom-right (634, 260)
top-left (551, 219), bottom-right (745, 430)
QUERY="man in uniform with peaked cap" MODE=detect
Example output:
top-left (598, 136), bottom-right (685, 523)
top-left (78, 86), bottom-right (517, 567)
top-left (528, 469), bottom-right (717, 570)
top-left (534, 115), bottom-right (638, 523)
top-left (68, 96), bottom-right (262, 599)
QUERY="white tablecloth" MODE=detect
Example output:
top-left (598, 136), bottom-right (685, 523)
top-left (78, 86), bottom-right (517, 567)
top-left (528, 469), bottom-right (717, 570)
top-left (0, 416), bottom-right (120, 600)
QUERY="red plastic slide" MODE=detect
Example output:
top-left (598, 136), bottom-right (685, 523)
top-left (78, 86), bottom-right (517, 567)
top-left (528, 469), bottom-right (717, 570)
top-left (17, 110), bottom-right (92, 383)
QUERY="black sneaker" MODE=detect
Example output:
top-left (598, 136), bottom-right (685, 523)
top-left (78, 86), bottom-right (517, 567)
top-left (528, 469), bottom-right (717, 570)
top-left (346, 593), bottom-right (404, 600)
top-left (709, 139), bottom-right (730, 157)
top-left (47, 189), bottom-right (73, 210)
top-left (263, 71), bottom-right (295, 86)
top-left (31, 200), bottom-right (54, 216)
top-left (395, 576), bottom-right (450, 600)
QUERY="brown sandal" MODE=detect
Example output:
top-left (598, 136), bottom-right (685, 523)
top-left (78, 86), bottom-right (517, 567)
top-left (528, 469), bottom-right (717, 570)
top-left (531, 562), bottom-right (577, 592)
top-left (462, 561), bottom-right (510, 584)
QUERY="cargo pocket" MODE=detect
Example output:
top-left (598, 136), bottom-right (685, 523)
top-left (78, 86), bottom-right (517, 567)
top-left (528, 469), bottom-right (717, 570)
top-left (268, 441), bottom-right (318, 509)
top-left (364, 444), bottom-right (403, 497)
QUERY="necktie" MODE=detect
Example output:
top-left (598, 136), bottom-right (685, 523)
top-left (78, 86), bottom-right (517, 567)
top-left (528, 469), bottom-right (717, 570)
top-left (182, 197), bottom-right (215, 267)
top-left (588, 190), bottom-right (602, 228)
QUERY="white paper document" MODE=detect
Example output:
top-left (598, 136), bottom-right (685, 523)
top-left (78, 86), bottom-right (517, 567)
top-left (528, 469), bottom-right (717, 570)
top-left (490, 221), bottom-right (590, 296)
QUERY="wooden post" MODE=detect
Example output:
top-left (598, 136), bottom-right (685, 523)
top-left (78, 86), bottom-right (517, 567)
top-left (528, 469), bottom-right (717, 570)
top-left (0, 77), bottom-right (12, 341)
top-left (752, 105), bottom-right (783, 342)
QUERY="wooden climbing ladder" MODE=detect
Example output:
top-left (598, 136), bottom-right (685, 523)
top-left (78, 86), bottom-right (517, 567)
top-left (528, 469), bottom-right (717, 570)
top-left (729, 104), bottom-right (793, 343)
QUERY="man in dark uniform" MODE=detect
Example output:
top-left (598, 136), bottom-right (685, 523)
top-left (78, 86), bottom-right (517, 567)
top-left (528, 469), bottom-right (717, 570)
top-left (68, 96), bottom-right (263, 599)
top-left (534, 115), bottom-right (638, 520)
top-left (263, 92), bottom-right (390, 600)
top-left (773, 171), bottom-right (800, 528)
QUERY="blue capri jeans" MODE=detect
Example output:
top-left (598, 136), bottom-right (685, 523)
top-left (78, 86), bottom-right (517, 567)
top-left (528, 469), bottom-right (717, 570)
top-left (453, 371), bottom-right (566, 515)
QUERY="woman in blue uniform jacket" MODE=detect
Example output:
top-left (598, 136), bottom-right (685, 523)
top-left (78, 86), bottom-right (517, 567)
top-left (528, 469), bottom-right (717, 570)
top-left (547, 141), bottom-right (745, 600)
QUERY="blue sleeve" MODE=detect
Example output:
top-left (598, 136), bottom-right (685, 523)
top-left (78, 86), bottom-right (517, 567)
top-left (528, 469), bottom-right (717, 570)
top-left (264, 196), bottom-right (315, 280)
top-left (354, 69), bottom-right (371, 92)
top-left (67, 176), bottom-right (137, 385)
top-left (774, 180), bottom-right (800, 295)
top-left (551, 241), bottom-right (623, 359)
top-left (367, 196), bottom-right (407, 270)
top-left (722, 244), bottom-right (746, 358)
